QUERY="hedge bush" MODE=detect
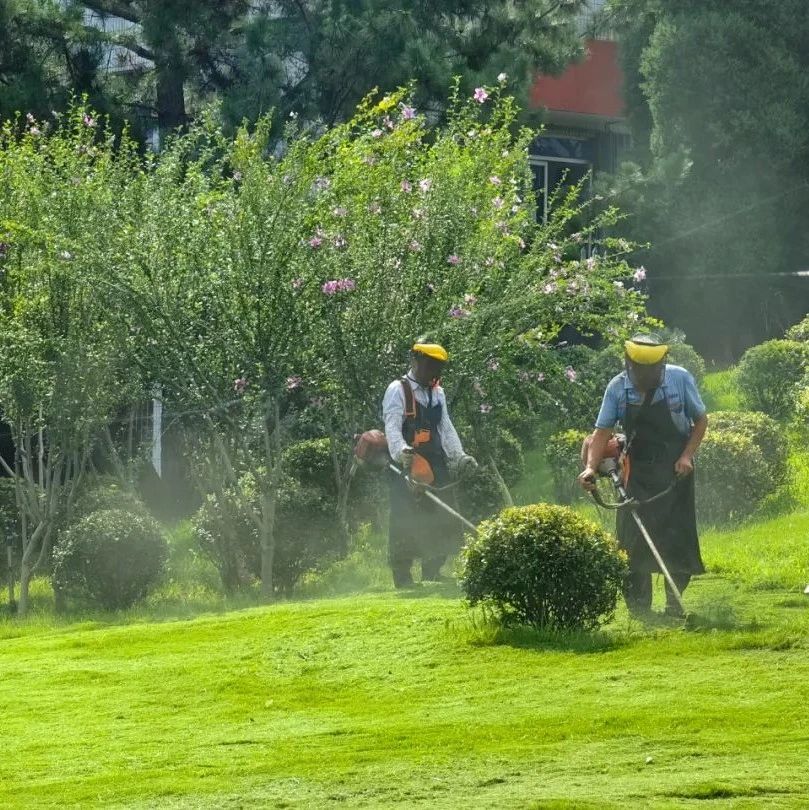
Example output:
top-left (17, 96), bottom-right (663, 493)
top-left (52, 508), bottom-right (168, 610)
top-left (736, 339), bottom-right (808, 419)
top-left (545, 429), bottom-right (589, 504)
top-left (191, 470), bottom-right (346, 595)
top-left (785, 314), bottom-right (809, 343)
top-left (459, 503), bottom-right (627, 631)
top-left (695, 431), bottom-right (772, 525)
top-left (708, 411), bottom-right (789, 486)
top-left (666, 342), bottom-right (706, 384)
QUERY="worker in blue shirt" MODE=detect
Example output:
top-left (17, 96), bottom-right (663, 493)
top-left (579, 334), bottom-right (709, 616)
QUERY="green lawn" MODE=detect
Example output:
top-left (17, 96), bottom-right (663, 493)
top-left (2, 512), bottom-right (809, 809)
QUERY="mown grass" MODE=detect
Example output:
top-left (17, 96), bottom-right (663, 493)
top-left (2, 501), bottom-right (809, 809)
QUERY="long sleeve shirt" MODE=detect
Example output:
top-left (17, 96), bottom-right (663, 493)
top-left (382, 374), bottom-right (465, 464)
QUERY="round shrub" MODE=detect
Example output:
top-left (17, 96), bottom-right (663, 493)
top-left (545, 429), bottom-right (589, 505)
top-left (695, 431), bottom-right (772, 525)
top-left (69, 478), bottom-right (154, 525)
top-left (666, 342), bottom-right (706, 384)
top-left (459, 504), bottom-right (627, 631)
top-left (708, 411), bottom-right (789, 486)
top-left (785, 314), bottom-right (809, 343)
top-left (191, 470), bottom-right (345, 595)
top-left (736, 339), bottom-right (808, 419)
top-left (282, 438), bottom-right (335, 495)
top-left (52, 508), bottom-right (168, 610)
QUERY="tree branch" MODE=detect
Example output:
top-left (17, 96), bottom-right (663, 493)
top-left (79, 0), bottom-right (142, 26)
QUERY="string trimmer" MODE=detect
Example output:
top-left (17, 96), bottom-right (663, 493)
top-left (584, 435), bottom-right (687, 616)
top-left (353, 430), bottom-right (478, 533)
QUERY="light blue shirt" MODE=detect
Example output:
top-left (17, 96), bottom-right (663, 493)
top-left (595, 365), bottom-right (707, 436)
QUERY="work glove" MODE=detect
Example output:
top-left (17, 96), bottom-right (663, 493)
top-left (455, 454), bottom-right (478, 479)
top-left (399, 446), bottom-right (414, 472)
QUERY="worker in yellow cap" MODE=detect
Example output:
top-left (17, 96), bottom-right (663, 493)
top-left (578, 333), bottom-right (709, 616)
top-left (382, 339), bottom-right (477, 587)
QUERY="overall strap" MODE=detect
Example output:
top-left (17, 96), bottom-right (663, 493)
top-left (400, 377), bottom-right (417, 420)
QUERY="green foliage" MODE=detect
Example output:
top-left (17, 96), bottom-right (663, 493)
top-left (701, 368), bottom-right (742, 412)
top-left (666, 341), bottom-right (706, 384)
top-left (0, 479), bottom-right (20, 578)
top-left (459, 504), bottom-right (627, 630)
top-left (191, 470), bottom-right (345, 595)
top-left (695, 431), bottom-right (772, 525)
top-left (709, 411), bottom-right (789, 487)
top-left (785, 314), bottom-right (809, 343)
top-left (52, 508), bottom-right (168, 610)
top-left (736, 340), bottom-right (808, 420)
top-left (545, 428), bottom-right (589, 504)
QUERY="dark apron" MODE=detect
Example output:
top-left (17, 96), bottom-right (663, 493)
top-left (615, 393), bottom-right (704, 576)
top-left (388, 384), bottom-right (462, 563)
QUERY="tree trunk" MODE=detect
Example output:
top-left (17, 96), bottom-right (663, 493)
top-left (259, 493), bottom-right (275, 601)
top-left (18, 560), bottom-right (31, 617)
top-left (155, 58), bottom-right (187, 134)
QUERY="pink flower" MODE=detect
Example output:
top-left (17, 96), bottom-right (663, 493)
top-left (489, 175), bottom-right (502, 185)
top-left (286, 375), bottom-right (303, 390)
top-left (464, 293), bottom-right (477, 306)
top-left (232, 171), bottom-right (242, 181)
top-left (401, 180), bottom-right (412, 193)
top-left (314, 176), bottom-right (331, 191)
top-left (409, 240), bottom-right (422, 252)
top-left (535, 372), bottom-right (546, 383)
top-left (497, 72), bottom-right (508, 84)
top-left (633, 266), bottom-right (647, 283)
top-left (447, 254), bottom-right (461, 265)
top-left (83, 114), bottom-right (96, 128)
top-left (371, 128), bottom-right (383, 139)
top-left (492, 196), bottom-right (504, 209)
top-left (418, 178), bottom-right (432, 193)
top-left (29, 126), bottom-right (41, 136)
top-left (322, 278), bottom-right (356, 294)
top-left (308, 235), bottom-right (323, 249)
top-left (59, 250), bottom-right (73, 261)
top-left (473, 87), bottom-right (489, 103)
top-left (479, 403), bottom-right (493, 414)
top-left (291, 278), bottom-right (305, 290)
top-left (383, 116), bottom-right (395, 130)
top-left (518, 370), bottom-right (531, 383)
top-left (542, 283), bottom-right (554, 295)
top-left (565, 366), bottom-right (578, 382)
top-left (448, 306), bottom-right (469, 319)
top-left (401, 105), bottom-right (416, 120)
top-left (332, 206), bottom-right (347, 217)
top-left (585, 256), bottom-right (597, 271)
top-left (411, 207), bottom-right (424, 220)
top-left (368, 201), bottom-right (382, 214)
top-left (234, 376), bottom-right (248, 394)
top-left (332, 235), bottom-right (347, 249)
top-left (487, 358), bottom-right (500, 372)
top-left (26, 113), bottom-right (35, 124)
top-left (484, 257), bottom-right (495, 266)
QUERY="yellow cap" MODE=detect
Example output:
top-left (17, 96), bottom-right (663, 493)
top-left (412, 343), bottom-right (449, 362)
top-left (624, 338), bottom-right (668, 365)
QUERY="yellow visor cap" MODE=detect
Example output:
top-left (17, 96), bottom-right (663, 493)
top-left (624, 340), bottom-right (668, 365)
top-left (413, 343), bottom-right (449, 362)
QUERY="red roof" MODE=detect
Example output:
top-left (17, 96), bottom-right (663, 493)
top-left (530, 39), bottom-right (625, 119)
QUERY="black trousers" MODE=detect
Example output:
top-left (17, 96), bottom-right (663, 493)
top-left (624, 570), bottom-right (691, 611)
top-left (390, 555), bottom-right (446, 587)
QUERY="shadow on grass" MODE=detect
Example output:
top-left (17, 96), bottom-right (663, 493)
top-left (451, 608), bottom-right (626, 654)
top-left (394, 581), bottom-right (462, 600)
